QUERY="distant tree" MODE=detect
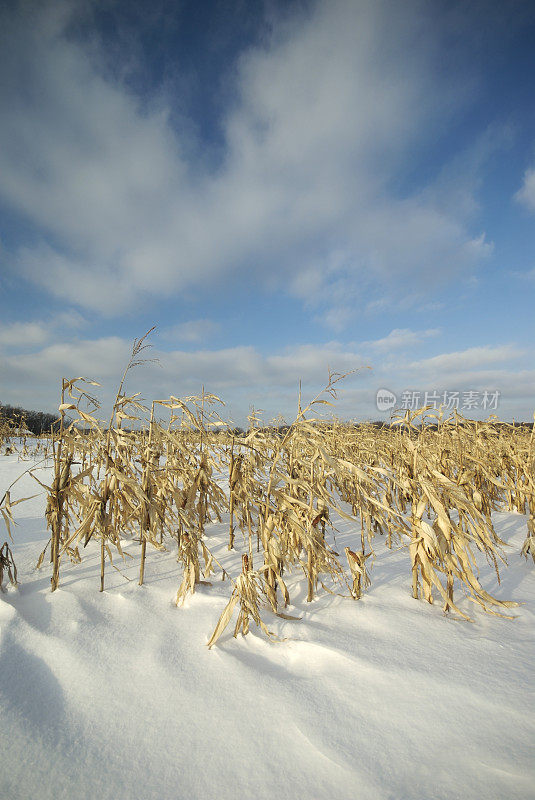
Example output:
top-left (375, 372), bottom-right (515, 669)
top-left (0, 403), bottom-right (66, 435)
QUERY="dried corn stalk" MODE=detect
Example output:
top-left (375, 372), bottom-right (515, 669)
top-left (207, 554), bottom-right (277, 647)
top-left (0, 541), bottom-right (18, 591)
top-left (345, 547), bottom-right (371, 599)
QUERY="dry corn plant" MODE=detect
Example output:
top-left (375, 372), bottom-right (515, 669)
top-left (0, 541), bottom-right (18, 591)
top-left (164, 396), bottom-right (231, 604)
top-left (271, 420), bottom-right (400, 607)
top-left (138, 401), bottom-right (167, 585)
top-left (227, 439), bottom-right (266, 561)
top-left (63, 392), bottom-right (152, 591)
top-left (259, 511), bottom-right (290, 610)
top-left (252, 373), bottom-right (371, 610)
top-left (521, 420), bottom-right (535, 563)
top-left (389, 408), bottom-right (520, 620)
top-left (345, 547), bottom-right (372, 599)
top-left (51, 329), bottom-right (157, 591)
top-left (228, 445), bottom-right (241, 550)
top-left (0, 492), bottom-right (20, 591)
top-left (521, 500), bottom-right (535, 563)
top-left (0, 451), bottom-right (45, 589)
top-left (27, 377), bottom-right (100, 589)
top-left (0, 413), bottom-right (15, 452)
top-left (1, 486), bottom-right (35, 544)
top-left (162, 393), bottom-right (227, 538)
top-left (204, 376), bottom-right (365, 646)
top-left (207, 554), bottom-right (279, 648)
top-left (174, 530), bottom-right (214, 605)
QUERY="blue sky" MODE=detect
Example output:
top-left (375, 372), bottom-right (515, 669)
top-left (0, 0), bottom-right (534, 425)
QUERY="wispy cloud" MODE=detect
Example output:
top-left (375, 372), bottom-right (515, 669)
top-left (361, 328), bottom-right (440, 352)
top-left (514, 167), bottom-right (535, 213)
top-left (407, 345), bottom-right (523, 374)
top-left (159, 319), bottom-right (220, 344)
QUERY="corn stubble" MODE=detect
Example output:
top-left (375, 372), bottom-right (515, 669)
top-left (1, 338), bottom-right (533, 647)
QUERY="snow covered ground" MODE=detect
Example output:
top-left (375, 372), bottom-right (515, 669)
top-left (1, 451), bottom-right (534, 800)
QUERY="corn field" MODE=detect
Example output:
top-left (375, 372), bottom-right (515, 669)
top-left (1, 343), bottom-right (533, 645)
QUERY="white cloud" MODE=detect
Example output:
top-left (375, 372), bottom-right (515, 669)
top-left (514, 168), bottom-right (535, 213)
top-left (407, 345), bottom-right (523, 374)
top-left (265, 343), bottom-right (368, 386)
top-left (0, 322), bottom-right (50, 348)
top-left (0, 312), bottom-right (88, 350)
top-left (2, 337), bottom-right (130, 382)
top-left (0, 0), bottom-right (491, 320)
top-left (160, 319), bottom-right (220, 344)
top-left (362, 328), bottom-right (440, 352)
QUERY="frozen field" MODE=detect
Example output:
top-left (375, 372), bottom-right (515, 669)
top-left (1, 452), bottom-right (534, 800)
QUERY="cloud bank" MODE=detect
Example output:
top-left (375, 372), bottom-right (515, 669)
top-left (1, 328), bottom-right (532, 424)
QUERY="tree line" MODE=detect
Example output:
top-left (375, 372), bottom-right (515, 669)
top-left (0, 403), bottom-right (66, 436)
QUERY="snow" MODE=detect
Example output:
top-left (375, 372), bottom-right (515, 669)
top-left (1, 451), bottom-right (534, 800)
